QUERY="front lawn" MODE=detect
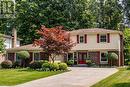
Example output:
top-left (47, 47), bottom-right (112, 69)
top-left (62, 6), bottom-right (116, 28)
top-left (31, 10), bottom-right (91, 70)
top-left (91, 67), bottom-right (130, 87)
top-left (0, 69), bottom-right (65, 86)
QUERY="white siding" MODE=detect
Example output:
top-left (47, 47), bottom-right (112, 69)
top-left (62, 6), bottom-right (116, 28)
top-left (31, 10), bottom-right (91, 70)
top-left (70, 33), bottom-right (120, 51)
top-left (4, 38), bottom-right (20, 49)
top-left (4, 38), bottom-right (12, 49)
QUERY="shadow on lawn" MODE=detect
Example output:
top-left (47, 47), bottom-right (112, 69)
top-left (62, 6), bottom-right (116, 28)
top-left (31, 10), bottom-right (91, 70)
top-left (113, 83), bottom-right (130, 87)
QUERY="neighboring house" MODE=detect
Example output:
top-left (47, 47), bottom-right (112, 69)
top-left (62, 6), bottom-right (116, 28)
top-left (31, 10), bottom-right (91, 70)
top-left (6, 28), bottom-right (124, 66)
top-left (0, 29), bottom-right (21, 63)
top-left (3, 35), bottom-right (20, 49)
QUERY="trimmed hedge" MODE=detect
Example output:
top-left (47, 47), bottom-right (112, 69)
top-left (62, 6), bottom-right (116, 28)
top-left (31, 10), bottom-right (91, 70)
top-left (50, 63), bottom-right (59, 71)
top-left (12, 61), bottom-right (20, 68)
top-left (58, 63), bottom-right (68, 70)
top-left (29, 61), bottom-right (43, 69)
top-left (66, 60), bottom-right (74, 66)
top-left (1, 60), bottom-right (12, 69)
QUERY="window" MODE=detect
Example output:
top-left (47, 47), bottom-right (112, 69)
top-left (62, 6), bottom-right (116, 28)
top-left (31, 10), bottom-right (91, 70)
top-left (16, 53), bottom-right (21, 62)
top-left (100, 34), bottom-right (107, 42)
top-left (100, 52), bottom-right (108, 63)
top-left (80, 36), bottom-right (84, 43)
top-left (34, 52), bottom-right (40, 61)
top-left (67, 53), bottom-right (73, 60)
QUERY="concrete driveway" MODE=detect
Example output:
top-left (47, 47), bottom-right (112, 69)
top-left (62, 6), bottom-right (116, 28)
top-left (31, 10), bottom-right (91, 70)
top-left (0, 67), bottom-right (118, 87)
top-left (14, 67), bottom-right (117, 87)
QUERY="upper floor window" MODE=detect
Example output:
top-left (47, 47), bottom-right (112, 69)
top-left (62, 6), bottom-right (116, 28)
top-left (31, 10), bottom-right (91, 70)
top-left (80, 36), bottom-right (84, 43)
top-left (100, 34), bottom-right (107, 42)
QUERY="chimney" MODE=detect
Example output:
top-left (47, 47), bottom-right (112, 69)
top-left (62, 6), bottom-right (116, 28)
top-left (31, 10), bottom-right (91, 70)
top-left (12, 28), bottom-right (17, 48)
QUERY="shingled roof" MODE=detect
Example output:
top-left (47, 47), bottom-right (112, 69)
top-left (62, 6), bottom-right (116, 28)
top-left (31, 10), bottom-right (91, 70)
top-left (6, 44), bottom-right (43, 52)
top-left (69, 28), bottom-right (123, 35)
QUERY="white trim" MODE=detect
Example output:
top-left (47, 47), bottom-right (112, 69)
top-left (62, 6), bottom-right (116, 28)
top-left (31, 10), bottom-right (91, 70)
top-left (14, 53), bottom-right (16, 61)
top-left (99, 34), bottom-right (107, 43)
top-left (100, 51), bottom-right (108, 64)
top-left (33, 52), bottom-right (40, 61)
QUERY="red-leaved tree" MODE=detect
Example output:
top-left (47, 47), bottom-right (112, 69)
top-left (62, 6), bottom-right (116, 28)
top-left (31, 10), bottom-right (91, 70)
top-left (34, 25), bottom-right (74, 63)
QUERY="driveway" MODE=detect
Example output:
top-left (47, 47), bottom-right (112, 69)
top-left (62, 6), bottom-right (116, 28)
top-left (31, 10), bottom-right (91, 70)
top-left (1, 67), bottom-right (118, 87)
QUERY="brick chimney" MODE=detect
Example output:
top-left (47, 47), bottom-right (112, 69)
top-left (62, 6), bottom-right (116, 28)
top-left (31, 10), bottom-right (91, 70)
top-left (12, 28), bottom-right (17, 48)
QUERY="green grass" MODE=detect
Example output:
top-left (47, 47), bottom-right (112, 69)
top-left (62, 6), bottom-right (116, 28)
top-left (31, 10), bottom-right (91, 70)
top-left (91, 67), bottom-right (130, 87)
top-left (0, 69), bottom-right (65, 86)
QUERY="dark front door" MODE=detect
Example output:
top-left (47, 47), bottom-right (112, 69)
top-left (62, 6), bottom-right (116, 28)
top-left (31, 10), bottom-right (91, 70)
top-left (78, 52), bottom-right (87, 64)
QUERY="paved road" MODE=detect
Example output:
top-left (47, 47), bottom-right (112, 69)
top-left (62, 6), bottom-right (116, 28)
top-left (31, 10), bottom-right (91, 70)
top-left (1, 67), bottom-right (118, 87)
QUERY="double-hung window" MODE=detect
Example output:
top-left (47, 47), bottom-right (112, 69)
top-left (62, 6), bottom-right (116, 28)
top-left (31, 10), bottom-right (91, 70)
top-left (100, 34), bottom-right (107, 42)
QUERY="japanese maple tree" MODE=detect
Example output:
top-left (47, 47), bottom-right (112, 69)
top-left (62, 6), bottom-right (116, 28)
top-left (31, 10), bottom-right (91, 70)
top-left (34, 25), bottom-right (74, 62)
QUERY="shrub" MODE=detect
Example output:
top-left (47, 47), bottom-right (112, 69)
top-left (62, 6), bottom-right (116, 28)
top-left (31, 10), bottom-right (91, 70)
top-left (42, 62), bottom-right (51, 71)
top-left (58, 63), bottom-right (68, 70)
top-left (108, 52), bottom-right (118, 66)
top-left (1, 60), bottom-right (12, 68)
top-left (29, 61), bottom-right (42, 69)
top-left (66, 60), bottom-right (74, 66)
top-left (17, 51), bottom-right (30, 59)
top-left (86, 60), bottom-right (92, 67)
top-left (42, 60), bottom-right (49, 63)
top-left (50, 63), bottom-right (59, 71)
top-left (12, 61), bottom-right (20, 68)
top-left (108, 53), bottom-right (118, 60)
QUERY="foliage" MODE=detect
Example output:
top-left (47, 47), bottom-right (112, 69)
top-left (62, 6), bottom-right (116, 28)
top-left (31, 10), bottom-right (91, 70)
top-left (86, 60), bottom-right (92, 67)
top-left (11, 0), bottom-right (94, 45)
top-left (123, 28), bottom-right (130, 65)
top-left (49, 63), bottom-right (59, 71)
top-left (108, 53), bottom-right (118, 60)
top-left (58, 63), bottom-right (68, 70)
top-left (66, 60), bottom-right (74, 66)
top-left (108, 52), bottom-right (118, 66)
top-left (0, 34), bottom-right (5, 54)
top-left (128, 62), bottom-right (130, 66)
top-left (0, 0), bottom-right (124, 45)
top-left (12, 61), bottom-right (20, 68)
top-left (91, 0), bottom-right (123, 29)
top-left (29, 61), bottom-right (43, 70)
top-left (34, 25), bottom-right (74, 62)
top-left (42, 62), bottom-right (51, 71)
top-left (122, 0), bottom-right (130, 25)
top-left (1, 60), bottom-right (12, 69)
top-left (17, 51), bottom-right (30, 59)
top-left (17, 51), bottom-right (30, 67)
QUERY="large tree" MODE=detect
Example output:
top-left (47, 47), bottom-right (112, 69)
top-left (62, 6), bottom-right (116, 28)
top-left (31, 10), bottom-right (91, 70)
top-left (123, 28), bottom-right (130, 64)
top-left (122, 0), bottom-right (130, 25)
top-left (34, 25), bottom-right (74, 63)
top-left (0, 34), bottom-right (5, 54)
top-left (90, 0), bottom-right (123, 30)
top-left (14, 0), bottom-right (94, 45)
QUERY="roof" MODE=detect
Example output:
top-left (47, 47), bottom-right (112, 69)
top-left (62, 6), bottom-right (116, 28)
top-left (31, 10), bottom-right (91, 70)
top-left (69, 28), bottom-right (123, 35)
top-left (6, 44), bottom-right (43, 52)
top-left (1, 34), bottom-right (22, 40)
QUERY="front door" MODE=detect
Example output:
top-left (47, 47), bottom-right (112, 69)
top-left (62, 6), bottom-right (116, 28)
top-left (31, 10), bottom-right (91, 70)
top-left (78, 52), bottom-right (87, 64)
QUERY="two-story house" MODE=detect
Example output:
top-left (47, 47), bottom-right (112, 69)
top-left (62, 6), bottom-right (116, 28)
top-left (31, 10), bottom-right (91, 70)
top-left (6, 28), bottom-right (124, 66)
top-left (0, 29), bottom-right (21, 63)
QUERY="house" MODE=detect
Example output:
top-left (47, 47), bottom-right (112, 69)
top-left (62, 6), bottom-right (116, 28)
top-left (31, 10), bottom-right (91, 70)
top-left (6, 28), bottom-right (124, 66)
top-left (0, 29), bottom-right (21, 63)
